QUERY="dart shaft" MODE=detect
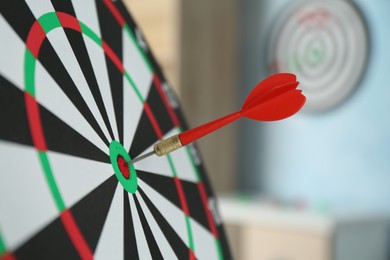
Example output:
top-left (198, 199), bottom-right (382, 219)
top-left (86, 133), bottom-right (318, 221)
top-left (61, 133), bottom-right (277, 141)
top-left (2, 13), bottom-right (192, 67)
top-left (129, 111), bottom-right (242, 163)
top-left (179, 111), bottom-right (242, 146)
top-left (153, 111), bottom-right (242, 157)
top-left (128, 73), bottom-right (305, 164)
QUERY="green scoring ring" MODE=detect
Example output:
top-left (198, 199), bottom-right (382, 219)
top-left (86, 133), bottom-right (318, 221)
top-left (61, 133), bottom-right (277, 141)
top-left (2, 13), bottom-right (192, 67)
top-left (109, 141), bottom-right (138, 193)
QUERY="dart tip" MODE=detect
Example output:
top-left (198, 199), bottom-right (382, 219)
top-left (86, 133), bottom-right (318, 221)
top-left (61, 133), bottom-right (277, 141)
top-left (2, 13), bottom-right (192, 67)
top-left (127, 150), bottom-right (155, 165)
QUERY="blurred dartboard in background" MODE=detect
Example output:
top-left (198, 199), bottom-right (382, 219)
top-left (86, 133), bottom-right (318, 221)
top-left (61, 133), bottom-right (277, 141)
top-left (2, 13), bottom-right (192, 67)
top-left (268, 0), bottom-right (369, 111)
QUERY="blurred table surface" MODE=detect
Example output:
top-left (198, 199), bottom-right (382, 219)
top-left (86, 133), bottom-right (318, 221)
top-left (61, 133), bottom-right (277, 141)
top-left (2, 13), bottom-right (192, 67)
top-left (218, 195), bottom-right (390, 260)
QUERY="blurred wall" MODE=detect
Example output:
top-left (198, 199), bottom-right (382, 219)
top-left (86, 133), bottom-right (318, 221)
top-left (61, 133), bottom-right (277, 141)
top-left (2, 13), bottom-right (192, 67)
top-left (239, 0), bottom-right (390, 213)
top-left (126, 1), bottom-right (240, 193)
top-left (180, 0), bottom-right (238, 193)
top-left (124, 0), bottom-right (180, 93)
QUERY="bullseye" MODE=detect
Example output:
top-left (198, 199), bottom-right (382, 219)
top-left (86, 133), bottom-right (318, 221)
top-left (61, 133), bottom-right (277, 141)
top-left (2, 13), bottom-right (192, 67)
top-left (0, 1), bottom-right (234, 258)
top-left (117, 156), bottom-right (130, 179)
top-left (268, 0), bottom-right (369, 111)
top-left (109, 141), bottom-right (137, 193)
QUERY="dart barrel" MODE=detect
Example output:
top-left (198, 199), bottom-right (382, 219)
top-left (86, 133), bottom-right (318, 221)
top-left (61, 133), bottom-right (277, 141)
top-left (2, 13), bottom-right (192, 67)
top-left (154, 134), bottom-right (183, 156)
top-left (268, 0), bottom-right (369, 111)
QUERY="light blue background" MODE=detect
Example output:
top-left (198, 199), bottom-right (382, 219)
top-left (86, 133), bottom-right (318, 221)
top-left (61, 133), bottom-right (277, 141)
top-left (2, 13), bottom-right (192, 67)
top-left (239, 0), bottom-right (390, 213)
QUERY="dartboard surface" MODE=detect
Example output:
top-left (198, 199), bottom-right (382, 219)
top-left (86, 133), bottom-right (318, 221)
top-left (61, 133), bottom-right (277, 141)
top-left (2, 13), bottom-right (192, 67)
top-left (0, 0), bottom-right (231, 259)
top-left (268, 0), bottom-right (369, 111)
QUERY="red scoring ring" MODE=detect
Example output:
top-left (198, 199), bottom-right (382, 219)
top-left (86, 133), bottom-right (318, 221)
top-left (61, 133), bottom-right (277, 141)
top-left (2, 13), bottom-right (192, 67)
top-left (23, 5), bottom-right (220, 257)
top-left (117, 156), bottom-right (130, 179)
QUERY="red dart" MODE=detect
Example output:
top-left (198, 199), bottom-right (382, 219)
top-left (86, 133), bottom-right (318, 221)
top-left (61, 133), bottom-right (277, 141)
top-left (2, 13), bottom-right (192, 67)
top-left (128, 73), bottom-right (306, 165)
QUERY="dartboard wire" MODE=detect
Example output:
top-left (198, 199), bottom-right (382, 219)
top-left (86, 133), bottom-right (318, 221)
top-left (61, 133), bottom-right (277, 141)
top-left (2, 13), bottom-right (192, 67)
top-left (19, 9), bottom-right (194, 259)
top-left (101, 1), bottom-right (225, 258)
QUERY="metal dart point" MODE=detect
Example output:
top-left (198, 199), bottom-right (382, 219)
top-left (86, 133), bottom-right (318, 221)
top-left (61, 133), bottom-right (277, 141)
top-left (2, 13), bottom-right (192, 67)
top-left (128, 134), bottom-right (183, 165)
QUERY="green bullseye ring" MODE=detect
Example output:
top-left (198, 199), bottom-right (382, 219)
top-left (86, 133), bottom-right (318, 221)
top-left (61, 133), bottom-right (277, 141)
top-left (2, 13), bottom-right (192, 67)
top-left (109, 141), bottom-right (138, 193)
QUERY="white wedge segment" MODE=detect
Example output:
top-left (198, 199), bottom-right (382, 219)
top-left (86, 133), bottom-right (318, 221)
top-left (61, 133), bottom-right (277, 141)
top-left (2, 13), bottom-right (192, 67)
top-left (73, 0), bottom-right (120, 141)
top-left (135, 193), bottom-right (177, 260)
top-left (138, 179), bottom-right (189, 247)
top-left (47, 150), bottom-right (113, 208)
top-left (95, 184), bottom-right (123, 260)
top-left (0, 16), bottom-right (25, 91)
top-left (123, 77), bottom-right (143, 151)
top-left (134, 128), bottom-right (178, 177)
top-left (123, 27), bottom-right (152, 100)
top-left (0, 141), bottom-right (57, 250)
top-left (26, 0), bottom-right (113, 142)
top-left (128, 194), bottom-right (152, 260)
top-left (133, 146), bottom-right (173, 179)
top-left (166, 128), bottom-right (198, 183)
top-left (191, 219), bottom-right (219, 260)
top-left (83, 36), bottom-right (120, 141)
top-left (35, 61), bottom-right (108, 154)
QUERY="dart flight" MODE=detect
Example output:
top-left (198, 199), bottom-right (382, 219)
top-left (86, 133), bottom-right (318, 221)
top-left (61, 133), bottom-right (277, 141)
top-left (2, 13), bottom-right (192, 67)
top-left (0, 1), bottom-right (233, 258)
top-left (128, 73), bottom-right (306, 165)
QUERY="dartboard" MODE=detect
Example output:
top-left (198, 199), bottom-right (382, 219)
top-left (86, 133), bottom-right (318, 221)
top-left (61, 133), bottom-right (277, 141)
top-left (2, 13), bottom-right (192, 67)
top-left (268, 0), bottom-right (369, 111)
top-left (0, 0), bottom-right (231, 259)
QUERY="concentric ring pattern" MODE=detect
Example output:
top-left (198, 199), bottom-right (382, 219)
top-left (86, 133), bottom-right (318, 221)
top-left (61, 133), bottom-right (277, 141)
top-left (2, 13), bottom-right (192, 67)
top-left (0, 0), bottom-right (231, 259)
top-left (268, 0), bottom-right (369, 111)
